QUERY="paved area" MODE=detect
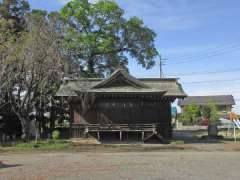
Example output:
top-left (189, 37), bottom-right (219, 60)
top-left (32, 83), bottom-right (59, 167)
top-left (1, 151), bottom-right (240, 180)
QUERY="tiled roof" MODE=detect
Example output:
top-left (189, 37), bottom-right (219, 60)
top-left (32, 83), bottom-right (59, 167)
top-left (56, 69), bottom-right (187, 98)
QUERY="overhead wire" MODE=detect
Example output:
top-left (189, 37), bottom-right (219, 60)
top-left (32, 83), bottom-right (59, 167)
top-left (182, 78), bottom-right (240, 84)
top-left (167, 45), bottom-right (240, 65)
top-left (167, 39), bottom-right (240, 60)
top-left (167, 67), bottom-right (240, 76)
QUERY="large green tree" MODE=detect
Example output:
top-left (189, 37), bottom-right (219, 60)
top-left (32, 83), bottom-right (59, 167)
top-left (61, 0), bottom-right (158, 77)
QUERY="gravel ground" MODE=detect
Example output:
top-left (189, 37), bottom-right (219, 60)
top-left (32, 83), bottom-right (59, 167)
top-left (1, 151), bottom-right (240, 180)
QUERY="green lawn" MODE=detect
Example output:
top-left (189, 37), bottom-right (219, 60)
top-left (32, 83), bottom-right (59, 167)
top-left (0, 140), bottom-right (71, 151)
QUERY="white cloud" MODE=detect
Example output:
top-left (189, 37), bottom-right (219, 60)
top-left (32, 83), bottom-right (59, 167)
top-left (89, 0), bottom-right (99, 3)
top-left (57, 0), bottom-right (71, 5)
top-left (116, 0), bottom-right (223, 31)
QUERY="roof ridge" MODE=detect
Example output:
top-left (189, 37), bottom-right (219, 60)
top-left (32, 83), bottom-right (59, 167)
top-left (138, 78), bottom-right (179, 81)
top-left (92, 69), bottom-right (149, 89)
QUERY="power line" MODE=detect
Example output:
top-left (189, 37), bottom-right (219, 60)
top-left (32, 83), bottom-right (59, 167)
top-left (168, 40), bottom-right (240, 60)
top-left (183, 91), bottom-right (240, 95)
top-left (195, 91), bottom-right (240, 95)
top-left (167, 46), bottom-right (240, 65)
top-left (182, 78), bottom-right (240, 84)
top-left (167, 67), bottom-right (240, 77)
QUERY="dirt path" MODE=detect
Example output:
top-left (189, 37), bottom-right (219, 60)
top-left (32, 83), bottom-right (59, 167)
top-left (1, 151), bottom-right (240, 180)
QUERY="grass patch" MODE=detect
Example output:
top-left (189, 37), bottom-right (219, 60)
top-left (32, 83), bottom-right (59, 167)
top-left (169, 140), bottom-right (185, 145)
top-left (0, 140), bottom-right (71, 152)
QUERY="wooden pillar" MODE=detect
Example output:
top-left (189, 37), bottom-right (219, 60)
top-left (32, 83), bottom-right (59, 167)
top-left (97, 131), bottom-right (100, 141)
top-left (120, 131), bottom-right (122, 141)
top-left (142, 131), bottom-right (145, 141)
top-left (84, 127), bottom-right (89, 138)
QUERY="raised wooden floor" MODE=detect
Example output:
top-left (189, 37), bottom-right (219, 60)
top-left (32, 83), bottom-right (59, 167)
top-left (71, 123), bottom-right (164, 141)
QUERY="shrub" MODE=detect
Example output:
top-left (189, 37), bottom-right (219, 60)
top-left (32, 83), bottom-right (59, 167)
top-left (178, 104), bottom-right (201, 125)
top-left (201, 103), bottom-right (219, 124)
top-left (52, 130), bottom-right (60, 140)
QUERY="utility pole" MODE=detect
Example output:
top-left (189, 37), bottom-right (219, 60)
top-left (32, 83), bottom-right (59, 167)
top-left (159, 55), bottom-right (167, 78)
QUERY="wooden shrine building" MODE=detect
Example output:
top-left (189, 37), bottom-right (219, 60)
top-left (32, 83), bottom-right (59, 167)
top-left (56, 69), bottom-right (186, 142)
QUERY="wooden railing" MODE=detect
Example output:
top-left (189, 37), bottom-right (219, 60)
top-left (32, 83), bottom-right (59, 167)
top-left (70, 123), bottom-right (167, 140)
top-left (72, 123), bottom-right (160, 131)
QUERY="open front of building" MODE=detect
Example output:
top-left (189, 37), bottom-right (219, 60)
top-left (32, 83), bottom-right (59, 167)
top-left (56, 69), bottom-right (186, 142)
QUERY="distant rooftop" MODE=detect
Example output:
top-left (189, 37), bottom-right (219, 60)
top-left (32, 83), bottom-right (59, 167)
top-left (178, 95), bottom-right (235, 106)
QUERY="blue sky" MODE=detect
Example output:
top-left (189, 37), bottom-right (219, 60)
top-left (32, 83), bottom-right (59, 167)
top-left (28, 0), bottom-right (240, 112)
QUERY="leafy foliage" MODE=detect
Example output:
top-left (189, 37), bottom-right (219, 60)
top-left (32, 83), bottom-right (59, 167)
top-left (0, 0), bottom-right (29, 34)
top-left (178, 104), bottom-right (201, 125)
top-left (52, 130), bottom-right (60, 140)
top-left (201, 103), bottom-right (219, 123)
top-left (61, 0), bottom-right (158, 77)
top-left (179, 103), bottom-right (220, 125)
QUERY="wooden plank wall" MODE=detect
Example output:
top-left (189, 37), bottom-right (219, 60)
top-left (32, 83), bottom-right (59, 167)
top-left (70, 98), bottom-right (172, 138)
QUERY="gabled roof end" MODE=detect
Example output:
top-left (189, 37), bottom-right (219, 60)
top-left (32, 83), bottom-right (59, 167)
top-left (92, 68), bottom-right (149, 89)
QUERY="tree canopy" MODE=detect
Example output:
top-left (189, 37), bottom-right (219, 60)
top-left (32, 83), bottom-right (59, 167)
top-left (0, 0), bottom-right (30, 34)
top-left (61, 0), bottom-right (158, 77)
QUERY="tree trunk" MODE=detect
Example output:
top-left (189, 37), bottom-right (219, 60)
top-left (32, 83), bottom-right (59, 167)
top-left (87, 58), bottom-right (95, 77)
top-left (19, 116), bottom-right (31, 142)
top-left (50, 105), bottom-right (56, 132)
top-left (35, 120), bottom-right (39, 143)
